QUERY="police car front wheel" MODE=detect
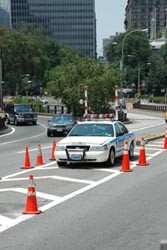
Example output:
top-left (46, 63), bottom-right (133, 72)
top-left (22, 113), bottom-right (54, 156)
top-left (106, 148), bottom-right (115, 167)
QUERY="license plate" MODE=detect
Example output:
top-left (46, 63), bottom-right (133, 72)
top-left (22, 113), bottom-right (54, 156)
top-left (71, 154), bottom-right (82, 161)
top-left (57, 128), bottom-right (63, 132)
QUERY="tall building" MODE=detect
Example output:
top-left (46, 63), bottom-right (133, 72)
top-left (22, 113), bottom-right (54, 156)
top-left (125, 0), bottom-right (167, 40)
top-left (0, 0), bottom-right (96, 58)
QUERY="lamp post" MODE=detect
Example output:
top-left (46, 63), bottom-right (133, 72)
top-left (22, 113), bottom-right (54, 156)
top-left (127, 54), bottom-right (151, 95)
top-left (120, 29), bottom-right (148, 97)
top-left (137, 62), bottom-right (151, 94)
top-left (16, 73), bottom-right (30, 96)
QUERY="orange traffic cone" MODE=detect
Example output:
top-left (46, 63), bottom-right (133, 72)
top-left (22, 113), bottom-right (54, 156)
top-left (21, 146), bottom-right (34, 169)
top-left (163, 128), bottom-right (167, 149)
top-left (35, 144), bottom-right (44, 166)
top-left (50, 140), bottom-right (56, 161)
top-left (120, 140), bottom-right (132, 172)
top-left (23, 175), bottom-right (41, 214)
top-left (137, 137), bottom-right (149, 166)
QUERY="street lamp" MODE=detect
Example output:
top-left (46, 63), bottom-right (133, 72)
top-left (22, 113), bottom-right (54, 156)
top-left (120, 29), bottom-right (148, 97)
top-left (137, 62), bottom-right (151, 94)
top-left (127, 54), bottom-right (151, 94)
top-left (16, 73), bottom-right (30, 96)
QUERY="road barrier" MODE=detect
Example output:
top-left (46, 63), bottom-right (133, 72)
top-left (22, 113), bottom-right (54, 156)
top-left (136, 137), bottom-right (149, 166)
top-left (21, 146), bottom-right (34, 169)
top-left (35, 144), bottom-right (44, 166)
top-left (133, 100), bottom-right (167, 112)
top-left (120, 140), bottom-right (132, 172)
top-left (50, 140), bottom-right (56, 161)
top-left (23, 175), bottom-right (41, 215)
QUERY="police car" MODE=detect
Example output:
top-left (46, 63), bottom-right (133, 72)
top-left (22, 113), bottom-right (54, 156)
top-left (55, 120), bottom-right (135, 167)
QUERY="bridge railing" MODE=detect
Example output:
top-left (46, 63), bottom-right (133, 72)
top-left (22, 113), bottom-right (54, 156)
top-left (133, 100), bottom-right (167, 112)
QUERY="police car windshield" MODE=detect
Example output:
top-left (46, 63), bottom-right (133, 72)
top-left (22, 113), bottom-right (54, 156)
top-left (69, 123), bottom-right (114, 137)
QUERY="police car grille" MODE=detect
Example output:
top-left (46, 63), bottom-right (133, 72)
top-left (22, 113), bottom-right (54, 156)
top-left (66, 145), bottom-right (90, 151)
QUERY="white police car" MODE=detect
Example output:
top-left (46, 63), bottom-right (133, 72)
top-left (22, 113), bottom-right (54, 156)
top-left (55, 120), bottom-right (135, 167)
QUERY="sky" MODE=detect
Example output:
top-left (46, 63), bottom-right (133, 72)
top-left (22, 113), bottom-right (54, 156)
top-left (95, 0), bottom-right (128, 53)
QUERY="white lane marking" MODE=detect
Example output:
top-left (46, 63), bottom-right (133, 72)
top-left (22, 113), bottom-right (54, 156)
top-left (0, 141), bottom-right (165, 233)
top-left (0, 123), bottom-right (47, 145)
top-left (18, 145), bottom-right (52, 153)
top-left (38, 171), bottom-right (122, 212)
top-left (137, 147), bottom-right (163, 151)
top-left (1, 162), bottom-right (56, 180)
top-left (0, 127), bottom-right (15, 137)
top-left (2, 175), bottom-right (95, 185)
top-left (132, 121), bottom-right (164, 132)
top-left (0, 169), bottom-right (122, 233)
top-left (95, 169), bottom-right (120, 173)
top-left (51, 176), bottom-right (95, 184)
top-left (13, 188), bottom-right (61, 201)
top-left (0, 215), bottom-right (14, 226)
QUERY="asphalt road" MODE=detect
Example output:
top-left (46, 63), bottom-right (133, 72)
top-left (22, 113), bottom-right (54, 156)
top-left (0, 111), bottom-right (167, 250)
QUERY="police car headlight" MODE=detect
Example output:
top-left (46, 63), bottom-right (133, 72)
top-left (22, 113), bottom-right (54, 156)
top-left (90, 145), bottom-right (108, 151)
top-left (18, 114), bottom-right (24, 118)
top-left (56, 145), bottom-right (65, 151)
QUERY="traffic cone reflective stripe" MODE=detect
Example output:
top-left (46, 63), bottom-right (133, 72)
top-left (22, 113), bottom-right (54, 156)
top-left (120, 140), bottom-right (132, 172)
top-left (21, 146), bottom-right (34, 169)
top-left (163, 128), bottom-right (167, 149)
top-left (137, 137), bottom-right (149, 166)
top-left (35, 144), bottom-right (44, 166)
top-left (50, 140), bottom-right (56, 161)
top-left (23, 175), bottom-right (41, 214)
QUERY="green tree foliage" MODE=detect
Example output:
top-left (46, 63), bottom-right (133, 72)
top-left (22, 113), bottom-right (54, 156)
top-left (105, 31), bottom-right (152, 92)
top-left (0, 24), bottom-right (121, 115)
top-left (47, 58), bottom-right (120, 115)
top-left (0, 26), bottom-right (48, 95)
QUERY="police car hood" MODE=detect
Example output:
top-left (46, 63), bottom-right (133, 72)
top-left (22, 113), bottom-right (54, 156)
top-left (58, 136), bottom-right (114, 145)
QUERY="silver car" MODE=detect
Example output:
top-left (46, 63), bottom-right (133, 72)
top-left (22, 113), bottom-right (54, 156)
top-left (47, 114), bottom-right (77, 137)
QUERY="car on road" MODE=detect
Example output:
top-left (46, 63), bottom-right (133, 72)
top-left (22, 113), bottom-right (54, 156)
top-left (47, 114), bottom-right (77, 137)
top-left (5, 103), bottom-right (37, 125)
top-left (55, 120), bottom-right (135, 167)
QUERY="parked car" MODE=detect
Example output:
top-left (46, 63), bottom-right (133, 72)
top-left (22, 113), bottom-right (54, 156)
top-left (55, 120), bottom-right (135, 167)
top-left (5, 103), bottom-right (37, 126)
top-left (47, 114), bottom-right (77, 137)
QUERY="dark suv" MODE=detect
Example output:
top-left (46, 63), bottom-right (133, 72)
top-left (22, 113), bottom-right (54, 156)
top-left (5, 103), bottom-right (37, 126)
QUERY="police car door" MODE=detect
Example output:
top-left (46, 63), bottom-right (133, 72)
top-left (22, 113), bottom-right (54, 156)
top-left (117, 122), bottom-right (130, 155)
top-left (114, 123), bottom-right (124, 157)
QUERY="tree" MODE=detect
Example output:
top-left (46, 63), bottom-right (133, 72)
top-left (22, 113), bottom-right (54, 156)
top-left (47, 58), bottom-right (120, 115)
top-left (105, 31), bottom-right (152, 92)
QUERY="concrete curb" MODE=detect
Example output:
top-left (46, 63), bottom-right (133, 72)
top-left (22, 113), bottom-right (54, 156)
top-left (136, 133), bottom-right (165, 145)
top-left (0, 126), bottom-right (12, 135)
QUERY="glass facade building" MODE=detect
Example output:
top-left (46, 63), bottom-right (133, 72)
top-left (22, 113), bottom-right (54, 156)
top-left (126, 0), bottom-right (167, 39)
top-left (0, 0), bottom-right (96, 58)
top-left (0, 0), bottom-right (11, 27)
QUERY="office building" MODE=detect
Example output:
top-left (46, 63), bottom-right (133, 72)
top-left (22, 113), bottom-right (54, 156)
top-left (125, 0), bottom-right (167, 40)
top-left (0, 0), bottom-right (96, 58)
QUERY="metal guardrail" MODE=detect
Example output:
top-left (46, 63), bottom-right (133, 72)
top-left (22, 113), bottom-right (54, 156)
top-left (133, 100), bottom-right (167, 112)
